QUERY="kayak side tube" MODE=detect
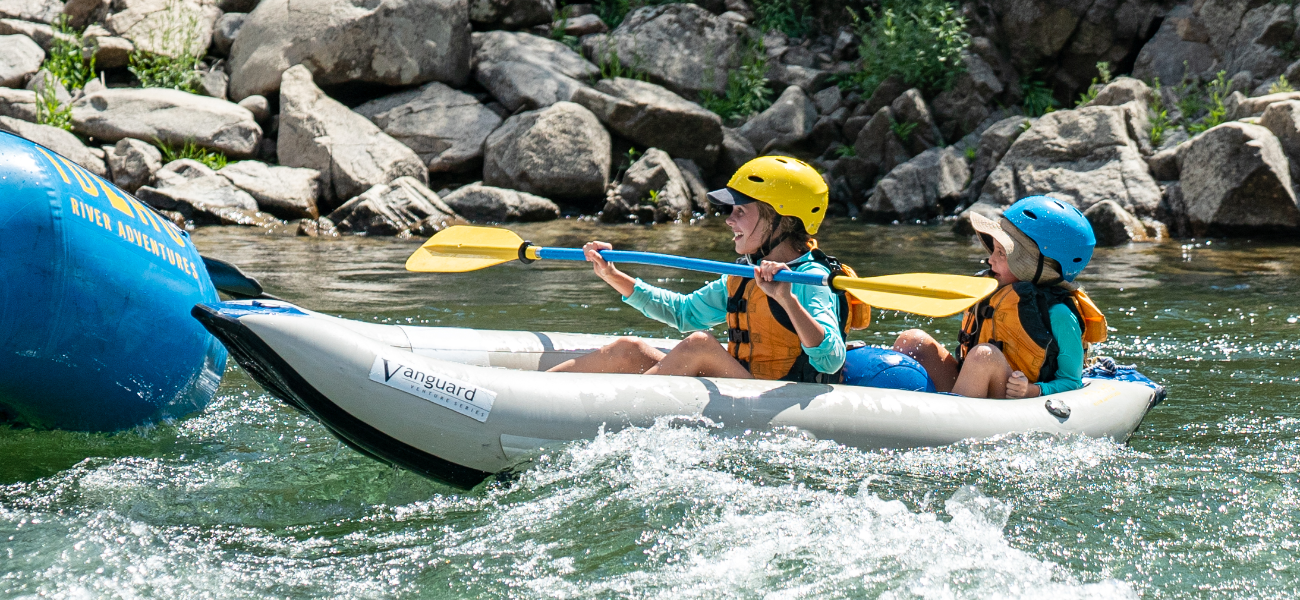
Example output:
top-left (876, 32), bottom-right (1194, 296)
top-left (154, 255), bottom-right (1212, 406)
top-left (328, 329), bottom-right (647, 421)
top-left (193, 300), bottom-right (1159, 489)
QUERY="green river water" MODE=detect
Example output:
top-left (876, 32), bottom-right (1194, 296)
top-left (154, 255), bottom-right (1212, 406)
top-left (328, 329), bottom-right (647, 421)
top-left (2, 219), bottom-right (1299, 598)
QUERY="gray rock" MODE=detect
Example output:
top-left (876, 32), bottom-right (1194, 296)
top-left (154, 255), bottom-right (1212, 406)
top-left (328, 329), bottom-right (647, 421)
top-left (105, 137), bottom-right (162, 192)
top-left (154, 157), bottom-right (216, 187)
top-left (441, 183), bottom-right (560, 222)
top-left (355, 81), bottom-right (503, 174)
top-left (0, 86), bottom-right (36, 121)
top-left (468, 0), bottom-right (553, 28)
top-left (975, 104), bottom-right (1161, 217)
top-left (61, 0), bottom-right (108, 29)
top-left (930, 49), bottom-right (1002, 141)
top-left (571, 77), bottom-right (722, 168)
top-left (673, 157), bottom-right (708, 211)
top-left (218, 160), bottom-right (321, 219)
top-left (601, 147), bottom-right (694, 223)
top-left (853, 106), bottom-right (910, 179)
top-left (71, 88), bottom-right (262, 158)
top-left (736, 85), bottom-right (816, 154)
top-left (277, 65), bottom-right (427, 207)
top-left (211, 12), bottom-right (244, 56)
top-left (555, 13), bottom-right (605, 36)
top-left (198, 64), bottom-right (229, 100)
top-left (236, 94), bottom-right (268, 122)
top-left (80, 26), bottom-right (133, 69)
top-left (1132, 7), bottom-right (1217, 84)
top-left (1261, 100), bottom-right (1300, 186)
top-left (812, 85), bottom-right (842, 115)
top-left (1232, 91), bottom-right (1300, 120)
top-left (0, 34), bottom-right (42, 88)
top-left (0, 18), bottom-right (64, 50)
top-left (765, 63), bottom-right (828, 94)
top-left (1172, 121), bottom-right (1299, 235)
top-left (105, 0), bottom-right (221, 59)
top-left (483, 101), bottom-right (610, 204)
top-left (0, 0), bottom-right (61, 23)
top-left (862, 146), bottom-right (969, 222)
top-left (218, 0), bottom-right (257, 13)
top-left (584, 4), bottom-right (747, 97)
top-left (24, 68), bottom-right (67, 104)
top-left (964, 116), bottom-right (1030, 206)
top-left (1084, 77), bottom-right (1154, 109)
top-left (1084, 199), bottom-right (1151, 246)
top-left (472, 31), bottom-right (598, 113)
top-left (1146, 146), bottom-right (1179, 181)
top-left (889, 88), bottom-right (941, 155)
top-left (856, 75), bottom-right (905, 119)
top-left (326, 176), bottom-right (459, 236)
top-left (136, 174), bottom-right (282, 226)
top-left (715, 126), bottom-right (755, 182)
top-left (0, 115), bottom-right (107, 176)
top-left (228, 0), bottom-right (470, 101)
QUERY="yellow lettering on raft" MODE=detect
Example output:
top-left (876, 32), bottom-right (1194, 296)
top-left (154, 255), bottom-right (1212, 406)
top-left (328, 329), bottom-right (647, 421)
top-left (93, 174), bottom-right (136, 218)
top-left (35, 147), bottom-right (70, 184)
top-left (60, 158), bottom-right (99, 198)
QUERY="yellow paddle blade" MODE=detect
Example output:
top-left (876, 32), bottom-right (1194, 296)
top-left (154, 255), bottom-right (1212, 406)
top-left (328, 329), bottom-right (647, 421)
top-left (835, 273), bottom-right (998, 318)
top-left (405, 225), bottom-right (526, 272)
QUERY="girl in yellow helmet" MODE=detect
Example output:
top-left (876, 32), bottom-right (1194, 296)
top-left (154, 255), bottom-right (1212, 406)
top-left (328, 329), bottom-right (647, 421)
top-left (549, 156), bottom-right (851, 382)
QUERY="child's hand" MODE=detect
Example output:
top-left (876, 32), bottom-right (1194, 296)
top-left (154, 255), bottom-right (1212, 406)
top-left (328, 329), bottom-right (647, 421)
top-left (754, 261), bottom-right (794, 302)
top-left (1006, 371), bottom-right (1040, 398)
top-left (583, 241), bottom-right (617, 280)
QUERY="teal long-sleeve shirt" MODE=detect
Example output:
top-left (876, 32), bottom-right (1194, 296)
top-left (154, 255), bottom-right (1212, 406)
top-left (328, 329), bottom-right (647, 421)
top-left (621, 254), bottom-right (846, 374)
top-left (1037, 303), bottom-right (1084, 395)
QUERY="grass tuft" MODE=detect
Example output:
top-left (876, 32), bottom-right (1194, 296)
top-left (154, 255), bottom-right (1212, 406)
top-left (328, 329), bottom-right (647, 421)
top-left (157, 139), bottom-right (228, 170)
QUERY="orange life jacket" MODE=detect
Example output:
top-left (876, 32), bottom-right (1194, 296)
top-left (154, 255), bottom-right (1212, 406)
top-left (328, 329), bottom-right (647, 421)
top-left (957, 282), bottom-right (1107, 383)
top-left (725, 250), bottom-right (870, 383)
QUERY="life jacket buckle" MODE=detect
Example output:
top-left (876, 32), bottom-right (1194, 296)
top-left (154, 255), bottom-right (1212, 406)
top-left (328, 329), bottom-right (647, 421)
top-left (727, 328), bottom-right (750, 344)
top-left (726, 297), bottom-right (747, 313)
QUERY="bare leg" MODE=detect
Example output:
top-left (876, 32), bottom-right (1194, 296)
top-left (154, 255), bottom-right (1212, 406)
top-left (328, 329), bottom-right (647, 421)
top-left (950, 343), bottom-right (1013, 399)
top-left (548, 336), bottom-right (665, 374)
top-left (645, 332), bottom-right (753, 379)
top-left (893, 329), bottom-right (959, 393)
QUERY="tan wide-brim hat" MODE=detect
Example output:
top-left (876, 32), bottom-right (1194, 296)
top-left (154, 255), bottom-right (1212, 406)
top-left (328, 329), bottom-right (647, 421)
top-left (970, 211), bottom-right (1063, 284)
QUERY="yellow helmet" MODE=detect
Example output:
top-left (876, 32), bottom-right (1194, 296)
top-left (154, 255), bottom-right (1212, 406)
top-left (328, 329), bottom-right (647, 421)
top-left (707, 156), bottom-right (829, 235)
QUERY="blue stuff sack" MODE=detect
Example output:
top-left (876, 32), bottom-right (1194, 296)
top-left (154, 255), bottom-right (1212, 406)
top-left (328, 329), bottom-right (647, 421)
top-left (842, 345), bottom-right (937, 392)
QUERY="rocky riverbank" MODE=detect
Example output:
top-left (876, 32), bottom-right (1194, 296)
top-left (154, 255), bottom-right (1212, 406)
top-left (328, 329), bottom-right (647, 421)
top-left (2, 0), bottom-right (1299, 243)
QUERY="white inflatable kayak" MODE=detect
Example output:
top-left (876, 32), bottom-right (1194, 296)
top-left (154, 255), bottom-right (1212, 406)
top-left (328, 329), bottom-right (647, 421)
top-left (193, 300), bottom-right (1165, 488)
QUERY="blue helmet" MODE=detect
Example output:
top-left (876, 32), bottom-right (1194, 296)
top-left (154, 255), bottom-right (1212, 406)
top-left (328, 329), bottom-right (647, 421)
top-left (1003, 196), bottom-right (1095, 282)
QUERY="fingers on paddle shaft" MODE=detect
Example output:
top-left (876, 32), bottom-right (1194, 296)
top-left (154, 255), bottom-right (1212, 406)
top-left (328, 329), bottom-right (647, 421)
top-left (405, 225), bottom-right (526, 272)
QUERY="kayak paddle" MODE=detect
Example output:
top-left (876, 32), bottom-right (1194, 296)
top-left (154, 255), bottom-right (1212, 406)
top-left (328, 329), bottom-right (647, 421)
top-left (405, 225), bottom-right (997, 317)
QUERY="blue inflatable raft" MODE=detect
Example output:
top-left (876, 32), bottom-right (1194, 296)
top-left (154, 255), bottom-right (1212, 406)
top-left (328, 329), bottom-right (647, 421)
top-left (0, 131), bottom-right (227, 430)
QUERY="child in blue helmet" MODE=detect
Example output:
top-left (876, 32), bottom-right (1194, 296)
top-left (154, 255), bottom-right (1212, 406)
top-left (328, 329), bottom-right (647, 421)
top-left (893, 196), bottom-right (1107, 399)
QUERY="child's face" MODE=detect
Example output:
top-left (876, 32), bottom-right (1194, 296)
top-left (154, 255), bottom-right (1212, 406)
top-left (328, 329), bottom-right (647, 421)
top-left (988, 240), bottom-right (1019, 287)
top-left (725, 203), bottom-right (769, 255)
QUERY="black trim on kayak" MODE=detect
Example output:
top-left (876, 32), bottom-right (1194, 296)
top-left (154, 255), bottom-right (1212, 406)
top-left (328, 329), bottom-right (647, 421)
top-left (191, 304), bottom-right (492, 489)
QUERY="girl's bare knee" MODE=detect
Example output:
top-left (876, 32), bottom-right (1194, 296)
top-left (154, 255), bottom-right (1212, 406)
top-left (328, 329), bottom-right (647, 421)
top-left (893, 329), bottom-right (935, 354)
top-left (682, 331), bottom-right (718, 346)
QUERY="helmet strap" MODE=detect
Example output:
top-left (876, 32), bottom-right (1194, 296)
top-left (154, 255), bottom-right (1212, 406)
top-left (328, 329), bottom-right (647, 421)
top-left (747, 214), bottom-right (788, 264)
top-left (1031, 253), bottom-right (1045, 285)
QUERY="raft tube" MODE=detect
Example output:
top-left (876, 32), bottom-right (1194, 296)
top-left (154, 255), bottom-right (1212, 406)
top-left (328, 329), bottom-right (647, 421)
top-left (194, 300), bottom-right (1163, 488)
top-left (0, 131), bottom-right (226, 430)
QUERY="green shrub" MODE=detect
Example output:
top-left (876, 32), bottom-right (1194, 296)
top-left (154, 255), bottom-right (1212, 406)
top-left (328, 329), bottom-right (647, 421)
top-left (549, 11), bottom-right (582, 52)
top-left (43, 16), bottom-right (97, 91)
top-left (34, 78), bottom-right (72, 131)
top-left (889, 118), bottom-right (917, 142)
top-left (1074, 61), bottom-right (1112, 107)
top-left (699, 42), bottom-right (772, 122)
top-left (156, 139), bottom-right (228, 170)
top-left (843, 0), bottom-right (970, 96)
top-left (1148, 77), bottom-right (1171, 147)
top-left (834, 144), bottom-right (856, 158)
top-left (1270, 75), bottom-right (1295, 94)
top-left (127, 0), bottom-right (205, 92)
top-left (1020, 77), bottom-right (1057, 117)
top-left (752, 0), bottom-right (812, 37)
top-left (1187, 70), bottom-right (1228, 135)
top-left (963, 145), bottom-right (976, 160)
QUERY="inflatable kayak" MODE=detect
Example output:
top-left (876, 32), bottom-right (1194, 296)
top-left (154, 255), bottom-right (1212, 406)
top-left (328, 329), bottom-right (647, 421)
top-left (0, 131), bottom-right (227, 430)
top-left (194, 299), bottom-right (1164, 488)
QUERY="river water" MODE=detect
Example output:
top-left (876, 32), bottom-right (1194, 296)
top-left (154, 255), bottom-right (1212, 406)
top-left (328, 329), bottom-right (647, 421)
top-left (3, 219), bottom-right (1299, 598)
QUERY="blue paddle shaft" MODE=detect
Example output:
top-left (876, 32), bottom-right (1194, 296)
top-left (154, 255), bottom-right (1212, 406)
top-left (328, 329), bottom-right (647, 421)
top-left (535, 247), bottom-right (831, 286)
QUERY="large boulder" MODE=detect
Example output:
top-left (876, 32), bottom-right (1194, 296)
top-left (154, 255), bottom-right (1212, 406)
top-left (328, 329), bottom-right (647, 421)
top-left (1131, 6), bottom-right (1217, 85)
top-left (852, 106), bottom-right (910, 182)
top-left (601, 147), bottom-right (694, 223)
top-left (930, 47), bottom-right (1003, 141)
top-left (0, 86), bottom-right (36, 121)
top-left (62, 0), bottom-right (110, 29)
top-left (104, 137), bottom-right (162, 192)
top-left (974, 103), bottom-right (1161, 217)
top-left (471, 31), bottom-right (599, 113)
top-left (0, 116), bottom-right (107, 176)
top-left (1084, 199), bottom-right (1151, 246)
top-left (736, 85), bottom-right (817, 155)
top-left (0, 0), bottom-right (62, 23)
top-left (483, 101), bottom-right (610, 205)
top-left (571, 77), bottom-right (722, 168)
top-left (1233, 91), bottom-right (1300, 120)
top-left (1261, 100), bottom-right (1300, 184)
top-left (79, 25), bottom-right (133, 69)
top-left (0, 34), bottom-right (42, 88)
top-left (714, 127), bottom-right (755, 183)
top-left (441, 183), bottom-right (560, 222)
top-left (326, 176), bottom-right (459, 236)
top-left (583, 3), bottom-right (747, 97)
top-left (1172, 122), bottom-right (1299, 236)
top-left (227, 0), bottom-right (471, 101)
top-left (468, 0), bottom-right (552, 29)
top-left (889, 88), bottom-right (941, 154)
top-left (70, 88), bottom-right (262, 158)
top-left (104, 0), bottom-right (221, 58)
top-left (136, 173), bottom-right (281, 226)
top-left (218, 160), bottom-right (321, 219)
top-left (1133, 2), bottom-right (1295, 86)
top-left (355, 81), bottom-right (502, 174)
top-left (1083, 77), bottom-right (1154, 109)
top-left (861, 146), bottom-right (969, 223)
top-left (277, 65), bottom-right (427, 207)
top-left (962, 116), bottom-right (1030, 206)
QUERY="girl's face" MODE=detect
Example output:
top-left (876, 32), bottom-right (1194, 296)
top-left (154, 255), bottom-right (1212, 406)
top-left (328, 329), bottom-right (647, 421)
top-left (724, 203), bottom-right (769, 255)
top-left (988, 240), bottom-right (1019, 287)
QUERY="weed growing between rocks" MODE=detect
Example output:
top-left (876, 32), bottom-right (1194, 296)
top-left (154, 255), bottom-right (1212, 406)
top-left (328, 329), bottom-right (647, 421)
top-left (752, 0), bottom-right (812, 38)
top-left (1270, 75), bottom-right (1295, 94)
top-left (1149, 78), bottom-right (1170, 148)
top-left (842, 0), bottom-right (969, 96)
top-left (127, 0), bottom-right (204, 92)
top-left (834, 144), bottom-right (856, 158)
top-left (43, 16), bottom-right (97, 91)
top-left (699, 40), bottom-right (772, 122)
top-left (594, 40), bottom-right (650, 81)
top-left (1020, 76), bottom-right (1057, 117)
top-left (34, 77), bottom-right (72, 131)
top-left (1186, 71), bottom-right (1229, 135)
top-left (550, 11), bottom-right (582, 52)
top-left (157, 139), bottom-right (228, 170)
top-left (1074, 62), bottom-right (1111, 107)
top-left (889, 118), bottom-right (917, 143)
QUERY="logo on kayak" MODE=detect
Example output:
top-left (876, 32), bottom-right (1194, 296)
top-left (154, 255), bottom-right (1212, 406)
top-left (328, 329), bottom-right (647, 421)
top-left (369, 355), bottom-right (496, 423)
